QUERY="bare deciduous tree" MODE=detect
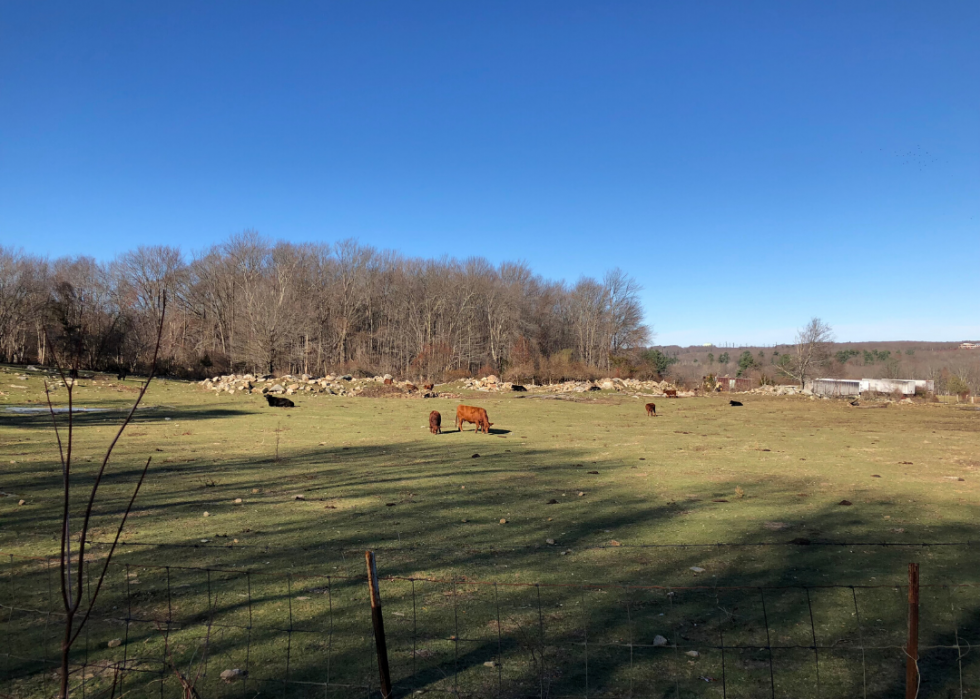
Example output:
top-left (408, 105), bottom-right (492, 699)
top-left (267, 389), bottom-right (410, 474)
top-left (0, 235), bottom-right (652, 381)
top-left (47, 295), bottom-right (167, 698)
top-left (776, 317), bottom-right (834, 388)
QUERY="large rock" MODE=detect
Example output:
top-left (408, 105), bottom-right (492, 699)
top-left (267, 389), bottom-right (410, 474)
top-left (269, 384), bottom-right (284, 393)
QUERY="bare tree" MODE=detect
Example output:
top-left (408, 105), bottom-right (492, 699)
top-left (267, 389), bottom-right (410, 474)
top-left (47, 295), bottom-right (167, 698)
top-left (777, 317), bottom-right (834, 388)
top-left (1, 233), bottom-right (656, 381)
top-left (0, 248), bottom-right (48, 363)
top-left (332, 239), bottom-right (373, 367)
top-left (604, 268), bottom-right (650, 357)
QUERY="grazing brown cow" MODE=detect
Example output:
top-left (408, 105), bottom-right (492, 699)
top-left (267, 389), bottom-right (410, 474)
top-left (429, 410), bottom-right (442, 434)
top-left (456, 405), bottom-right (493, 434)
top-left (265, 395), bottom-right (295, 408)
top-left (645, 403), bottom-right (657, 417)
top-left (423, 383), bottom-right (434, 390)
top-left (406, 383), bottom-right (418, 392)
top-left (383, 378), bottom-right (393, 385)
top-left (664, 389), bottom-right (678, 398)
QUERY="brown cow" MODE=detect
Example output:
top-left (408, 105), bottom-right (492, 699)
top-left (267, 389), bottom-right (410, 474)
top-left (406, 383), bottom-right (418, 392)
top-left (645, 402), bottom-right (657, 417)
top-left (429, 410), bottom-right (442, 434)
top-left (664, 389), bottom-right (678, 398)
top-left (423, 383), bottom-right (434, 390)
top-left (383, 377), bottom-right (393, 385)
top-left (456, 405), bottom-right (493, 434)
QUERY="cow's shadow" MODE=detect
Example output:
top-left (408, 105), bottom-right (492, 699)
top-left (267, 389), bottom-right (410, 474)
top-left (439, 428), bottom-right (512, 435)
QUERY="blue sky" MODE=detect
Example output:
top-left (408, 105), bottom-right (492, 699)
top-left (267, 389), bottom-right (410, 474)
top-left (2, 2), bottom-right (978, 345)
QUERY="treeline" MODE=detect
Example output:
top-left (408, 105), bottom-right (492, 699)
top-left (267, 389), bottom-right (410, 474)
top-left (661, 343), bottom-right (980, 395)
top-left (0, 233), bottom-right (651, 381)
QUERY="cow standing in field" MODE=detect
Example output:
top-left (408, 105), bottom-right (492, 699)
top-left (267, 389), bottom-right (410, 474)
top-left (664, 389), bottom-right (678, 398)
top-left (511, 384), bottom-right (527, 392)
top-left (456, 405), bottom-right (493, 434)
top-left (265, 395), bottom-right (295, 408)
top-left (429, 410), bottom-right (442, 434)
top-left (645, 403), bottom-right (657, 417)
top-left (116, 369), bottom-right (128, 381)
top-left (423, 383), bottom-right (434, 390)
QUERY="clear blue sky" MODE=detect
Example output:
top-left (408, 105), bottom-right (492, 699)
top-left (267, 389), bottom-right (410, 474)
top-left (2, 2), bottom-right (978, 345)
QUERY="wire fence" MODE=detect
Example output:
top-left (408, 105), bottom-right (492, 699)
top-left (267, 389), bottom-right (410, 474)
top-left (3, 552), bottom-right (979, 699)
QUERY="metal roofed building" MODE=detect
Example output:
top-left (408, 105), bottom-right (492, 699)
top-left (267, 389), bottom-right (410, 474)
top-left (807, 378), bottom-right (934, 397)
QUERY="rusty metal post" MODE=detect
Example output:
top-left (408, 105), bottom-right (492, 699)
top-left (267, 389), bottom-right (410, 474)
top-left (906, 562), bottom-right (919, 699)
top-left (365, 551), bottom-right (393, 698)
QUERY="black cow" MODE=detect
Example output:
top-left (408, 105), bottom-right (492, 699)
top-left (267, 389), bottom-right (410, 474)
top-left (265, 395), bottom-right (295, 408)
top-left (729, 400), bottom-right (743, 407)
top-left (117, 369), bottom-right (128, 381)
top-left (511, 384), bottom-right (527, 392)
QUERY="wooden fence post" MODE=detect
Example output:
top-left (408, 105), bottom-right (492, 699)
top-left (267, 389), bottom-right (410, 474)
top-left (906, 562), bottom-right (919, 699)
top-left (365, 551), bottom-right (393, 699)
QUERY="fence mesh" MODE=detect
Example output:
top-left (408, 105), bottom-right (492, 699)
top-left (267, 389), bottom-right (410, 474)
top-left (3, 552), bottom-right (979, 698)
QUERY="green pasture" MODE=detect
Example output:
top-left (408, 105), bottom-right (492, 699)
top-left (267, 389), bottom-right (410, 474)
top-left (1, 366), bottom-right (978, 698)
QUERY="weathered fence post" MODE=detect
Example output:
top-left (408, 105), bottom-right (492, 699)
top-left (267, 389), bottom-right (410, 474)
top-left (365, 551), bottom-right (393, 699)
top-left (905, 562), bottom-right (920, 699)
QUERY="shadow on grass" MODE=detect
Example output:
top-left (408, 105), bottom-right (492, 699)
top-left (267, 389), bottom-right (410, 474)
top-left (3, 438), bottom-right (979, 698)
top-left (0, 405), bottom-right (255, 430)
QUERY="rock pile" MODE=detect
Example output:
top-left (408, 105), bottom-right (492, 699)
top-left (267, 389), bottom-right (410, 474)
top-left (202, 372), bottom-right (695, 398)
top-left (462, 375), bottom-right (688, 396)
top-left (199, 373), bottom-right (436, 398)
top-left (743, 384), bottom-right (810, 397)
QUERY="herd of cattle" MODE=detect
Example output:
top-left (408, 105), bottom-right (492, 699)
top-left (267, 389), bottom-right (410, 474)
top-left (264, 394), bottom-right (744, 429)
top-left (264, 393), bottom-right (494, 433)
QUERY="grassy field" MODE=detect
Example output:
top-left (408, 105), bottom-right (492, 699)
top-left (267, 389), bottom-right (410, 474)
top-left (1, 365), bottom-right (979, 698)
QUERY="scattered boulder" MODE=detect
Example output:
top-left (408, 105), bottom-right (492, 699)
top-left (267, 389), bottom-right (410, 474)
top-left (220, 669), bottom-right (246, 682)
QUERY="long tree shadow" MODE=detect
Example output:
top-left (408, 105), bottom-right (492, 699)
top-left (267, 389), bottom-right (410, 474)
top-left (0, 405), bottom-right (255, 430)
top-left (3, 435), bottom-right (979, 698)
